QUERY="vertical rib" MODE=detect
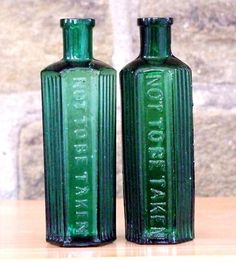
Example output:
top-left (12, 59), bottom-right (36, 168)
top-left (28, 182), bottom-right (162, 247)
top-left (98, 72), bottom-right (116, 242)
top-left (174, 68), bottom-right (194, 241)
top-left (41, 73), bottom-right (64, 243)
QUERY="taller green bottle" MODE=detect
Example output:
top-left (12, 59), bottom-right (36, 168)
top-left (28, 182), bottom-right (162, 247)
top-left (41, 18), bottom-right (116, 247)
top-left (120, 17), bottom-right (194, 244)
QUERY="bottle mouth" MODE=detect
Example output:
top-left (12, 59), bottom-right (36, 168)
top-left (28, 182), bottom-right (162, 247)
top-left (60, 18), bottom-right (95, 27)
top-left (137, 17), bottom-right (173, 26)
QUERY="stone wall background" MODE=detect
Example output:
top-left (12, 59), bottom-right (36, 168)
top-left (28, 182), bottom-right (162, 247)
top-left (0, 0), bottom-right (236, 199)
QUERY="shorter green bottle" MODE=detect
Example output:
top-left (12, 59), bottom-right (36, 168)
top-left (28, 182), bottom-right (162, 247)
top-left (41, 18), bottom-right (116, 247)
top-left (120, 17), bottom-right (194, 244)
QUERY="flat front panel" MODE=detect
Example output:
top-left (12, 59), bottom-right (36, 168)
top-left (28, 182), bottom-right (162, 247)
top-left (137, 70), bottom-right (173, 240)
top-left (62, 69), bottom-right (99, 238)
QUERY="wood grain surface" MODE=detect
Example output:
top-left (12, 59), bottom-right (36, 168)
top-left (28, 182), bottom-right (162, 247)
top-left (0, 198), bottom-right (236, 260)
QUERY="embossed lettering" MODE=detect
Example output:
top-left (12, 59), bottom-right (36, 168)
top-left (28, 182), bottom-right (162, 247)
top-left (148, 147), bottom-right (165, 159)
top-left (75, 171), bottom-right (88, 182)
top-left (149, 160), bottom-right (166, 171)
top-left (75, 211), bottom-right (88, 217)
top-left (147, 76), bottom-right (161, 86)
top-left (150, 216), bottom-right (166, 226)
top-left (150, 202), bottom-right (166, 213)
top-left (149, 178), bottom-right (166, 188)
top-left (148, 118), bottom-right (164, 129)
top-left (75, 199), bottom-right (88, 208)
top-left (74, 128), bottom-right (87, 139)
top-left (75, 156), bottom-right (88, 165)
top-left (149, 227), bottom-right (166, 238)
top-left (148, 130), bottom-right (164, 143)
top-left (73, 89), bottom-right (86, 101)
top-left (144, 73), bottom-right (168, 237)
top-left (75, 222), bottom-right (89, 234)
top-left (75, 186), bottom-right (89, 195)
top-left (147, 88), bottom-right (163, 101)
top-left (74, 144), bottom-right (88, 154)
top-left (150, 188), bottom-right (166, 199)
top-left (147, 104), bottom-right (164, 112)
top-left (73, 100), bottom-right (87, 109)
top-left (74, 116), bottom-right (87, 125)
top-left (71, 77), bottom-right (90, 236)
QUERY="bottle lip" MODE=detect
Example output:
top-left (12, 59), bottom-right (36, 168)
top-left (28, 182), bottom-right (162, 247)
top-left (137, 17), bottom-right (173, 26)
top-left (60, 18), bottom-right (95, 27)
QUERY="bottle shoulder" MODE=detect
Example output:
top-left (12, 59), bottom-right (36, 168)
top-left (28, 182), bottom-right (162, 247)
top-left (41, 59), bottom-right (115, 76)
top-left (120, 55), bottom-right (191, 76)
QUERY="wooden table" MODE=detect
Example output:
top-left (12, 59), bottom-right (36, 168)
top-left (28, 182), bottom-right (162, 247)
top-left (0, 198), bottom-right (236, 261)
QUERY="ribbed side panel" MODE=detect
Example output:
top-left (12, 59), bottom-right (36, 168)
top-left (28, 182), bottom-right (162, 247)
top-left (98, 73), bottom-right (116, 242)
top-left (174, 68), bottom-right (194, 241)
top-left (41, 73), bottom-right (65, 243)
top-left (121, 70), bottom-right (142, 242)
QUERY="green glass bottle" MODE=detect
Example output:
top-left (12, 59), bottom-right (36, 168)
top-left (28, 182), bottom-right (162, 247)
top-left (41, 18), bottom-right (116, 247)
top-left (120, 17), bottom-right (194, 244)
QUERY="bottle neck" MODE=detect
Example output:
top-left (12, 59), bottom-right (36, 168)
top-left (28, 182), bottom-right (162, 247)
top-left (139, 25), bottom-right (172, 59)
top-left (62, 24), bottom-right (93, 61)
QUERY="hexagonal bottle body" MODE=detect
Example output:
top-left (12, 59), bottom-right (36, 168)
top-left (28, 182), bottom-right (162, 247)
top-left (41, 19), bottom-right (116, 246)
top-left (120, 17), bottom-right (194, 244)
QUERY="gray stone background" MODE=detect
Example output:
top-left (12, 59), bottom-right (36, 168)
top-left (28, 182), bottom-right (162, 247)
top-left (0, 0), bottom-right (236, 199)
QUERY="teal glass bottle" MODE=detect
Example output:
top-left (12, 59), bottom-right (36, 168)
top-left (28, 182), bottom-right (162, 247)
top-left (120, 17), bottom-right (194, 244)
top-left (41, 18), bottom-right (116, 247)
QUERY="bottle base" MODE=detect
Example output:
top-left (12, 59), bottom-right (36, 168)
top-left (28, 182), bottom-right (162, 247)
top-left (126, 236), bottom-right (194, 245)
top-left (46, 235), bottom-right (116, 247)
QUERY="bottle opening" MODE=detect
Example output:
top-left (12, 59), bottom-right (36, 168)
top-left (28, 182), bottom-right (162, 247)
top-left (60, 18), bottom-right (95, 28)
top-left (137, 17), bottom-right (173, 26)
